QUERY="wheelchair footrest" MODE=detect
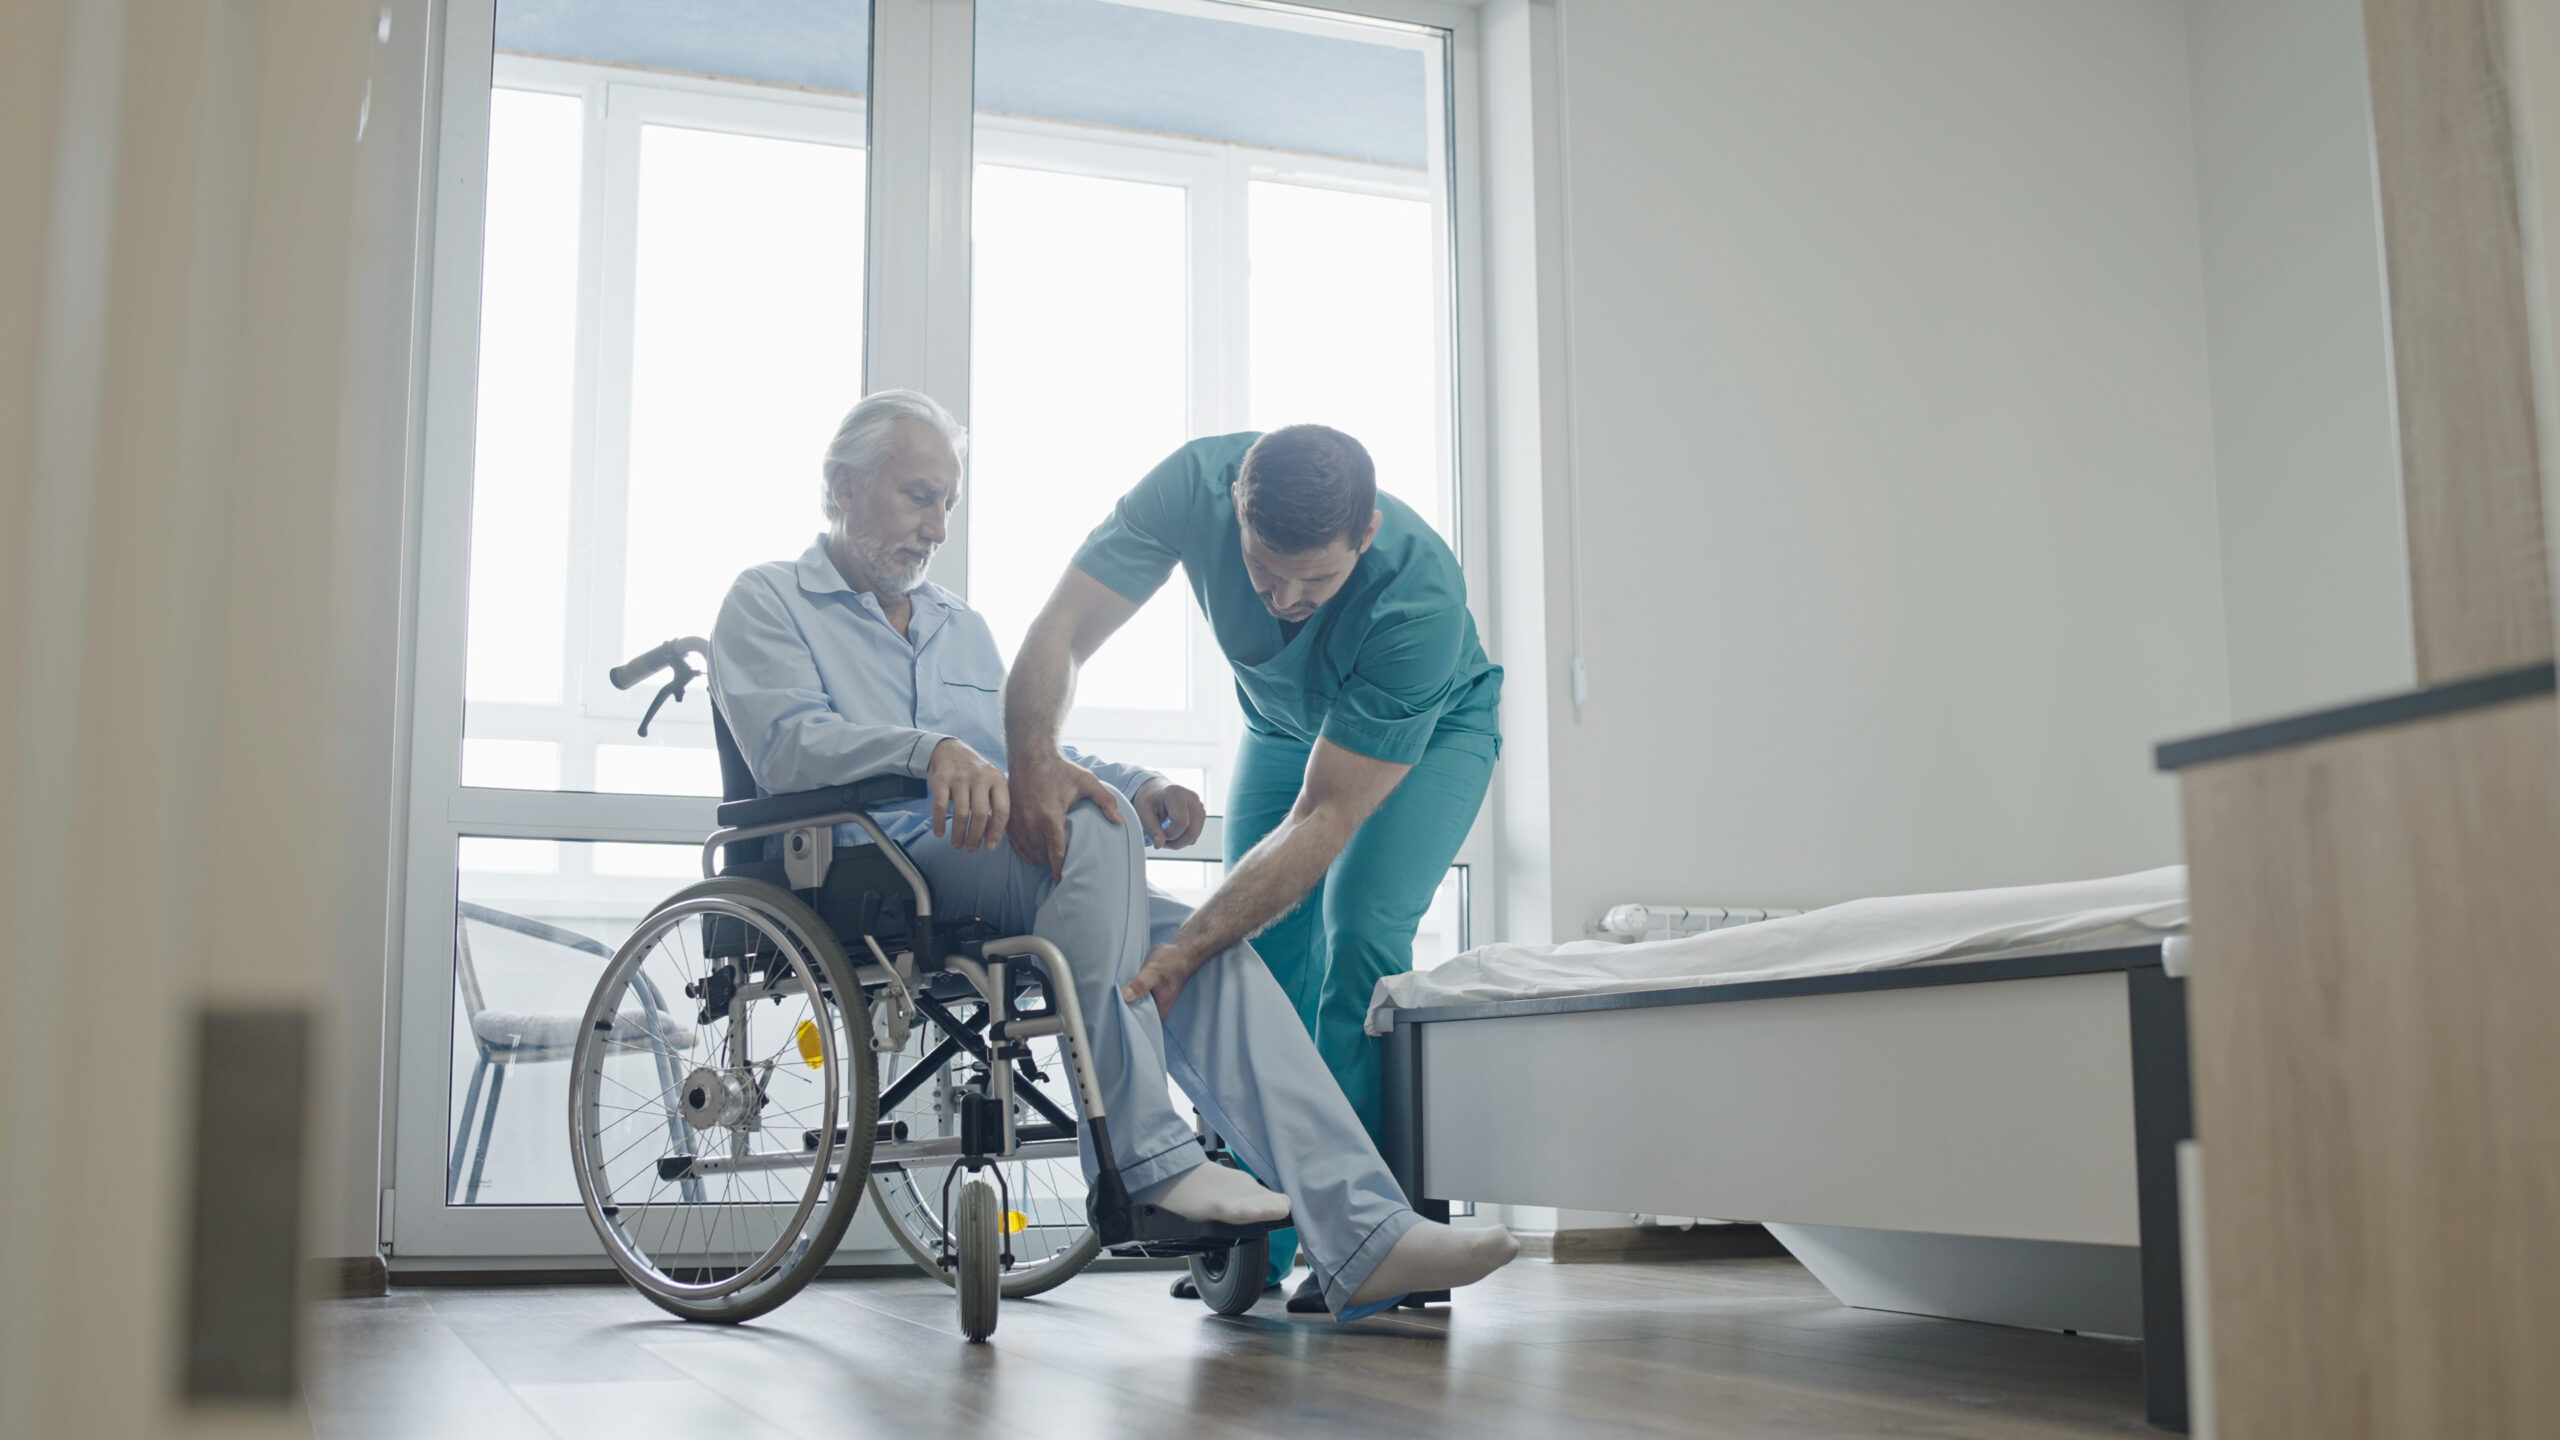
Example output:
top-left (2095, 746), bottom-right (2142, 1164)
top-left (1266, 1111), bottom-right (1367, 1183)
top-left (1098, 1202), bottom-right (1287, 1260)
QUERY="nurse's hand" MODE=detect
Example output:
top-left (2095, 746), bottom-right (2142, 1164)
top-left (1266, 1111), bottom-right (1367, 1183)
top-left (926, 738), bottom-right (1010, 852)
top-left (1122, 943), bottom-right (1202, 1020)
top-left (1005, 751), bottom-right (1125, 881)
top-left (1134, 778), bottom-right (1206, 850)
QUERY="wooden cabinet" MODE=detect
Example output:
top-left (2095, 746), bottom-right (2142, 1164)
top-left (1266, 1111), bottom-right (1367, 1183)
top-left (2160, 669), bottom-right (2560, 1437)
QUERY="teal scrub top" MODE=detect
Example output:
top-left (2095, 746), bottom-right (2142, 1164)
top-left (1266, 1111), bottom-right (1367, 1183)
top-left (1071, 432), bottom-right (1502, 766)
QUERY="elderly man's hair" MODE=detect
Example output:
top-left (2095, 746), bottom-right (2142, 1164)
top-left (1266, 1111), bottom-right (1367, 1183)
top-left (1236, 425), bottom-right (1377, 554)
top-left (821, 389), bottom-right (968, 521)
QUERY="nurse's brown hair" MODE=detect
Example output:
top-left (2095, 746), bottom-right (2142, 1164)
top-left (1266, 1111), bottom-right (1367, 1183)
top-left (1235, 425), bottom-right (1378, 555)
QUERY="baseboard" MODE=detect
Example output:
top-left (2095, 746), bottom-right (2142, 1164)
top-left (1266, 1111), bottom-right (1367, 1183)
top-left (309, 1254), bottom-right (390, 1298)
top-left (1521, 1224), bottom-right (1790, 1264)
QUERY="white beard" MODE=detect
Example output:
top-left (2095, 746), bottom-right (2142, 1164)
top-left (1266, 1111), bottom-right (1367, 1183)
top-left (849, 532), bottom-right (932, 593)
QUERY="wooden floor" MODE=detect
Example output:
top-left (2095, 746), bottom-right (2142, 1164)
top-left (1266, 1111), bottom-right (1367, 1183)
top-left (310, 1257), bottom-right (2155, 1439)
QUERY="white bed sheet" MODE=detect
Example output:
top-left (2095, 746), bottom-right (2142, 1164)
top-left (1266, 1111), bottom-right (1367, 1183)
top-left (1365, 866), bottom-right (2187, 1035)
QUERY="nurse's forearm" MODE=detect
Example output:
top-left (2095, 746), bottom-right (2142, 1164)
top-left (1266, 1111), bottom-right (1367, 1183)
top-left (1003, 625), bottom-right (1076, 766)
top-left (1162, 739), bottom-right (1412, 971)
top-left (1165, 808), bottom-right (1359, 966)
top-left (1004, 567), bottom-right (1141, 769)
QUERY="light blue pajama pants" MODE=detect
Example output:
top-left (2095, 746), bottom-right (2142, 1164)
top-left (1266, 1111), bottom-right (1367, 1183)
top-left (1224, 723), bottom-right (1499, 1284)
top-left (905, 800), bottom-right (1423, 1316)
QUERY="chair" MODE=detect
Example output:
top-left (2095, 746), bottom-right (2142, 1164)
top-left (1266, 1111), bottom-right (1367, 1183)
top-left (448, 901), bottom-right (697, 1205)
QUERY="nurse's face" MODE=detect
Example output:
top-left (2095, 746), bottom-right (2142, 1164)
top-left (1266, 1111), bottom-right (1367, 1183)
top-left (1236, 513), bottom-right (1380, 624)
top-left (829, 419), bottom-right (959, 595)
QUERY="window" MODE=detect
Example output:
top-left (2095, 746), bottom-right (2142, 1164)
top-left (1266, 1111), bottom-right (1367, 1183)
top-left (459, 57), bottom-right (868, 799)
top-left (395, 0), bottom-right (1486, 1260)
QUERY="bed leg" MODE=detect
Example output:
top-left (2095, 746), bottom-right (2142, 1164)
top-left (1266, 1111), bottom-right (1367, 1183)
top-left (1381, 1021), bottom-right (1454, 1308)
top-left (2129, 964), bottom-right (2195, 1431)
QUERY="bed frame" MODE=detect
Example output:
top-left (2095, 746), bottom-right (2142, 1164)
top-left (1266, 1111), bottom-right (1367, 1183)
top-left (1379, 945), bottom-right (2194, 1432)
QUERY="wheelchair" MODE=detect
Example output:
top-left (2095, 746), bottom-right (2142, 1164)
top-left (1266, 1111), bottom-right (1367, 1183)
top-left (569, 638), bottom-right (1281, 1340)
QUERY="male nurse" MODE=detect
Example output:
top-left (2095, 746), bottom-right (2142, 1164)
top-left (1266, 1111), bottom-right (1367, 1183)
top-left (1004, 425), bottom-right (1501, 1312)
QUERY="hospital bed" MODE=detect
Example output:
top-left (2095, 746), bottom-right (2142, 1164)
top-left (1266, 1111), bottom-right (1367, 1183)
top-left (1373, 872), bottom-right (2196, 1432)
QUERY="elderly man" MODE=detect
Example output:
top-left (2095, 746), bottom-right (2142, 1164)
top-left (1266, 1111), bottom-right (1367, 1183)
top-left (707, 389), bottom-right (1516, 1319)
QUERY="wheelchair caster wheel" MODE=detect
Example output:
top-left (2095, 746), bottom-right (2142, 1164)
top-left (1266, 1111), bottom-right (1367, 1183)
top-left (1188, 1234), bottom-right (1271, 1317)
top-left (957, 1179), bottom-right (1001, 1342)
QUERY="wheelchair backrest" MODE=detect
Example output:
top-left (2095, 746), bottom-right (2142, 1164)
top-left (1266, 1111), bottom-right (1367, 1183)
top-left (711, 704), bottom-right (757, 805)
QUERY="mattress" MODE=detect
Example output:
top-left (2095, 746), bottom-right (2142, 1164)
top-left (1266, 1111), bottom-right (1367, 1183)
top-left (1365, 866), bottom-right (2187, 1034)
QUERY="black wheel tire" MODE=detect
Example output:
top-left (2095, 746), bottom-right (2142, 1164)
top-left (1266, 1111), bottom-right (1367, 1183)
top-left (957, 1179), bottom-right (1001, 1342)
top-left (873, 1173), bottom-right (1100, 1299)
top-left (1189, 1235), bottom-right (1271, 1317)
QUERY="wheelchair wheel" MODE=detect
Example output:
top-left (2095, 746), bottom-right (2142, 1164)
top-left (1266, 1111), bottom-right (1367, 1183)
top-left (1188, 1234), bottom-right (1271, 1317)
top-left (570, 878), bottom-right (874, 1325)
top-left (956, 1178), bottom-right (1001, 1342)
top-left (869, 994), bottom-right (1098, 1299)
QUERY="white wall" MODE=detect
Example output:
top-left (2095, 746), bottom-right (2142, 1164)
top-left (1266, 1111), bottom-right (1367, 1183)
top-left (2185, 0), bottom-right (2415, 720)
top-left (1507, 0), bottom-right (2233, 933)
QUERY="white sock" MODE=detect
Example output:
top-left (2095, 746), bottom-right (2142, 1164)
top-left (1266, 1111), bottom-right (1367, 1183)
top-left (1134, 1161), bottom-right (1291, 1225)
top-left (1347, 1222), bottom-right (1520, 1308)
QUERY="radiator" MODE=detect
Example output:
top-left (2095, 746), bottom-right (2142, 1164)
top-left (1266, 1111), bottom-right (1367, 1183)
top-left (1583, 902), bottom-right (1804, 944)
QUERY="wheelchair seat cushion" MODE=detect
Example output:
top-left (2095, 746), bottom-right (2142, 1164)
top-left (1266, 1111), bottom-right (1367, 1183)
top-left (472, 1007), bottom-right (698, 1059)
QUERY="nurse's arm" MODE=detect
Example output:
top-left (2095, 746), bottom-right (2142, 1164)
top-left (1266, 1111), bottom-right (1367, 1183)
top-left (1120, 739), bottom-right (1409, 1018)
top-left (1004, 566), bottom-right (1142, 877)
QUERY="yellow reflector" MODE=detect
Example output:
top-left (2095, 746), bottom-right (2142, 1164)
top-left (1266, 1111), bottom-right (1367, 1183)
top-left (795, 1019), bottom-right (825, 1069)
top-left (1005, 1211), bottom-right (1029, 1234)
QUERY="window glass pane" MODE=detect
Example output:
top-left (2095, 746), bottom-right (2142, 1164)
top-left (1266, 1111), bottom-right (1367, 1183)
top-left (1410, 865), bottom-right (1469, 971)
top-left (461, 738), bottom-right (561, 791)
top-left (458, 4), bottom-right (870, 798)
top-left (620, 124), bottom-right (866, 660)
top-left (976, 0), bottom-right (1431, 168)
top-left (497, 1), bottom-right (871, 94)
top-left (449, 839), bottom-right (699, 1205)
top-left (971, 0), bottom-right (1454, 802)
top-left (458, 837), bottom-right (560, 875)
top-left (970, 163), bottom-right (1189, 709)
top-left (594, 742), bottom-right (721, 797)
top-left (1145, 858), bottom-right (1219, 909)
top-left (464, 88), bottom-right (582, 706)
top-left (594, 841), bottom-right (704, 877)
top-left (1249, 180), bottom-right (1448, 538)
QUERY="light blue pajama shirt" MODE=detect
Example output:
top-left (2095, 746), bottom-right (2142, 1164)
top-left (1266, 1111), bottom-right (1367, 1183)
top-left (708, 539), bottom-right (1426, 1317)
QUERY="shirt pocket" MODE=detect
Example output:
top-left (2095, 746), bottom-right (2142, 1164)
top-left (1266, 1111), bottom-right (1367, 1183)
top-left (937, 664), bottom-right (1003, 696)
top-left (924, 665), bottom-right (1002, 731)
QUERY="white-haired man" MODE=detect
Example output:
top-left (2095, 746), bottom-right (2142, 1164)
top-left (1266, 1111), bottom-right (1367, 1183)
top-left (708, 389), bottom-right (1517, 1319)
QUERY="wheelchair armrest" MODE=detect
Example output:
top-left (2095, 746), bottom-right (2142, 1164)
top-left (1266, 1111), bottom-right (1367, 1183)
top-left (713, 775), bottom-right (929, 831)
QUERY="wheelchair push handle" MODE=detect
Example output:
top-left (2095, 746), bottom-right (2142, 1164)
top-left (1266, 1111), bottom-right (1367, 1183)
top-left (610, 635), bottom-right (708, 691)
top-left (611, 636), bottom-right (711, 738)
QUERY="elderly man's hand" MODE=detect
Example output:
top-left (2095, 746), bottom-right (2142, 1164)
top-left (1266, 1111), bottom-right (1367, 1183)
top-left (1134, 778), bottom-right (1206, 850)
top-left (926, 738), bottom-right (1010, 851)
top-left (1004, 751), bottom-right (1125, 881)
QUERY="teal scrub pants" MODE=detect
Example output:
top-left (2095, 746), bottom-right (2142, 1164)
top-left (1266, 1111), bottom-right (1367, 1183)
top-left (1225, 723), bottom-right (1497, 1284)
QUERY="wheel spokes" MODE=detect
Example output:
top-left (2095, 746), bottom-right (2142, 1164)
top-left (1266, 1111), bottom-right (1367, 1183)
top-left (573, 889), bottom-right (857, 1307)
